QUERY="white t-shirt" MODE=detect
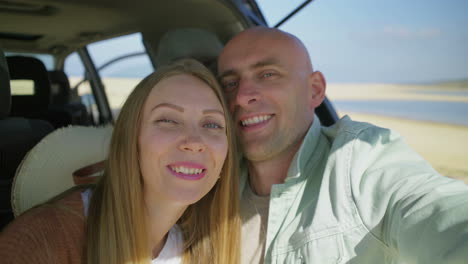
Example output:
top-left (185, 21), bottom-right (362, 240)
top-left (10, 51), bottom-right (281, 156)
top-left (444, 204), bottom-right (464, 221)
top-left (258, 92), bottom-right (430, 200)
top-left (81, 189), bottom-right (183, 264)
top-left (152, 225), bottom-right (183, 264)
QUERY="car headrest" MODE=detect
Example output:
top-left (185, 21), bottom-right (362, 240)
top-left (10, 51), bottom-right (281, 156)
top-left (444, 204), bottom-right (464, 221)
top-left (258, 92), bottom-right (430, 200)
top-left (12, 125), bottom-right (113, 216)
top-left (6, 56), bottom-right (52, 116)
top-left (48, 70), bottom-right (71, 105)
top-left (155, 28), bottom-right (223, 71)
top-left (0, 48), bottom-right (11, 119)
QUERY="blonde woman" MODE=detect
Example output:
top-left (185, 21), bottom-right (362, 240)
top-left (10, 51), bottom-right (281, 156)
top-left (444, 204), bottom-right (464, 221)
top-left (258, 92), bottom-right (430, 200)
top-left (0, 59), bottom-right (240, 264)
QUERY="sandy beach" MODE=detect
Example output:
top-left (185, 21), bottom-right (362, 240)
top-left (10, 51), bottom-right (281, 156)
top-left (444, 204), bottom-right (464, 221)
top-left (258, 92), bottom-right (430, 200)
top-left (70, 78), bottom-right (468, 183)
top-left (340, 112), bottom-right (468, 182)
top-left (328, 83), bottom-right (468, 183)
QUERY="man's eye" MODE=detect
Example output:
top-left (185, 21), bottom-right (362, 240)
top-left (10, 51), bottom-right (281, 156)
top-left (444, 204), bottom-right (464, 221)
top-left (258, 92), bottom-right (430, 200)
top-left (262, 72), bottom-right (275, 78)
top-left (222, 80), bottom-right (238, 91)
top-left (203, 122), bottom-right (224, 129)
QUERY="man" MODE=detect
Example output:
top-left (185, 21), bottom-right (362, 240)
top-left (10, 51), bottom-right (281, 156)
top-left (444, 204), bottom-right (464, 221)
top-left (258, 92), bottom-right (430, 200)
top-left (217, 26), bottom-right (468, 263)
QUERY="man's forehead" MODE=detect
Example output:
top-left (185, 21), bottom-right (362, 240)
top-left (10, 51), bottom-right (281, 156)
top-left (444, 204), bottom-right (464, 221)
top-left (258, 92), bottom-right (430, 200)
top-left (218, 41), bottom-right (283, 72)
top-left (219, 32), bottom-right (297, 68)
top-left (218, 53), bottom-right (281, 78)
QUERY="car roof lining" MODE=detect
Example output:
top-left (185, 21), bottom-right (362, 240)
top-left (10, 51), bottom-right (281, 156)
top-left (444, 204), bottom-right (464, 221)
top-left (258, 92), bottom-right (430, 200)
top-left (0, 0), bottom-right (250, 62)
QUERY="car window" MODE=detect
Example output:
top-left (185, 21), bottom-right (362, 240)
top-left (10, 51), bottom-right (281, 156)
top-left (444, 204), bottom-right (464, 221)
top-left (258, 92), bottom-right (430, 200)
top-left (9, 80), bottom-right (34, 95)
top-left (259, 0), bottom-right (468, 183)
top-left (87, 33), bottom-right (154, 118)
top-left (64, 52), bottom-right (99, 124)
top-left (256, 0), bottom-right (309, 27)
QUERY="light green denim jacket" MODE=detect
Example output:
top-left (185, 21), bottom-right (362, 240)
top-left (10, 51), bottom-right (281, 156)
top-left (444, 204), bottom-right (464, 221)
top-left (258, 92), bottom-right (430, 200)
top-left (239, 116), bottom-right (468, 264)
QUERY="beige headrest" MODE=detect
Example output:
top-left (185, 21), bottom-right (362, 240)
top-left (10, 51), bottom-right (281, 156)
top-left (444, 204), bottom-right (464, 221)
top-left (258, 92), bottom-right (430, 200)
top-left (155, 28), bottom-right (223, 67)
top-left (12, 125), bottom-right (113, 216)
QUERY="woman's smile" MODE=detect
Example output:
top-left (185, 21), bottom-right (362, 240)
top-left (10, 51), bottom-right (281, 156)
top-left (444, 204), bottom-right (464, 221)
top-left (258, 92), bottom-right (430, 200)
top-left (167, 162), bottom-right (207, 180)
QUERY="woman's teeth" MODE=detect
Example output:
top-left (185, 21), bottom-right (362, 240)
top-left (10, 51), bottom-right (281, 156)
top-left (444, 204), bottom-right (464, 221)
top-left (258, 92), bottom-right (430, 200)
top-left (171, 166), bottom-right (204, 174)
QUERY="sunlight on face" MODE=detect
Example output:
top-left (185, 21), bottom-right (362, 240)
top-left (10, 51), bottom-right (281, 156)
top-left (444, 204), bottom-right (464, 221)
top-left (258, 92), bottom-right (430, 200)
top-left (218, 30), bottom-right (315, 162)
top-left (138, 74), bottom-right (228, 205)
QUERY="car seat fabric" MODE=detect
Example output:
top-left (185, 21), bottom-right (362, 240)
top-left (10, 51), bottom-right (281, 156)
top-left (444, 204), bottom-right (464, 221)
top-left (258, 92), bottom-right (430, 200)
top-left (155, 28), bottom-right (223, 72)
top-left (48, 70), bottom-right (91, 126)
top-left (0, 50), bottom-right (54, 230)
top-left (49, 70), bottom-right (72, 105)
top-left (6, 56), bottom-right (76, 128)
top-left (12, 125), bottom-right (112, 216)
top-left (0, 48), bottom-right (11, 119)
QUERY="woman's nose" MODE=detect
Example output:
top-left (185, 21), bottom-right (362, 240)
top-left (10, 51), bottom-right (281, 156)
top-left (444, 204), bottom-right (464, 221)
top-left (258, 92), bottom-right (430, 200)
top-left (179, 135), bottom-right (206, 153)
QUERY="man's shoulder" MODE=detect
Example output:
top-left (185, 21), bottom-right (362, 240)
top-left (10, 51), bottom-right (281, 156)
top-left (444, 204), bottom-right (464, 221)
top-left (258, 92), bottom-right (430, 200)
top-left (322, 115), bottom-right (397, 142)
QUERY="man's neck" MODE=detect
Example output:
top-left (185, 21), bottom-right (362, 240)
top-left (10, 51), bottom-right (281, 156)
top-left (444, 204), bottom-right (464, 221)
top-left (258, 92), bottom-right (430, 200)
top-left (248, 142), bottom-right (303, 196)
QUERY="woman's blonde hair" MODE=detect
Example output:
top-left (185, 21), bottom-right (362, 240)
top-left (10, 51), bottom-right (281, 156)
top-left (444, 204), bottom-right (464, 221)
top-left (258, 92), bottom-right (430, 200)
top-left (87, 59), bottom-right (240, 264)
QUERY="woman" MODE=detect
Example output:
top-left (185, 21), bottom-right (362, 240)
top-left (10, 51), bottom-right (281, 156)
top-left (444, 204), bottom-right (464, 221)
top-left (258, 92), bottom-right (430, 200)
top-left (0, 59), bottom-right (240, 264)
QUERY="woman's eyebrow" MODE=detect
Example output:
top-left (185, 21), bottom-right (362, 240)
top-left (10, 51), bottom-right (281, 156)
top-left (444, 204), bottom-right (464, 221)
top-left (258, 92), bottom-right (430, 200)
top-left (151, 103), bottom-right (184, 113)
top-left (151, 104), bottom-right (224, 117)
top-left (203, 109), bottom-right (225, 116)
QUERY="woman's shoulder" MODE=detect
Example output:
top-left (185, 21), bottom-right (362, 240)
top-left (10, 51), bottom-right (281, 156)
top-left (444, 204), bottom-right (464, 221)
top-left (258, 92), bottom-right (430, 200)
top-left (0, 189), bottom-right (87, 263)
top-left (15, 188), bottom-right (85, 225)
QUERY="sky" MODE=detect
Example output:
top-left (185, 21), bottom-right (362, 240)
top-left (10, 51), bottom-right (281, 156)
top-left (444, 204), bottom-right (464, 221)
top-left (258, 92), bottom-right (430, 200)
top-left (256, 0), bottom-right (468, 83)
top-left (65, 0), bottom-right (468, 84)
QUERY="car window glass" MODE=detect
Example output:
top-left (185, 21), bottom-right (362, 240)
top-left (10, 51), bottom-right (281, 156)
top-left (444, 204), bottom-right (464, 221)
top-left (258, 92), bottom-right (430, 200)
top-left (256, 0), bottom-right (307, 26)
top-left (10, 80), bottom-right (34, 95)
top-left (65, 52), bottom-right (99, 124)
top-left (87, 33), bottom-right (153, 118)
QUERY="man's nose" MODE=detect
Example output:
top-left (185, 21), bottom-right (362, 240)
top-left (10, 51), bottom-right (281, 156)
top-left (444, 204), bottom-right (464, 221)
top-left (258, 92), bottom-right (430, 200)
top-left (179, 134), bottom-right (206, 153)
top-left (234, 78), bottom-right (260, 108)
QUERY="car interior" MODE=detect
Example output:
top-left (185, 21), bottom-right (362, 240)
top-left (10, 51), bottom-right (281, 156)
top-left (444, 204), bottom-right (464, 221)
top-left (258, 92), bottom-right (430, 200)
top-left (0, 0), bottom-right (336, 230)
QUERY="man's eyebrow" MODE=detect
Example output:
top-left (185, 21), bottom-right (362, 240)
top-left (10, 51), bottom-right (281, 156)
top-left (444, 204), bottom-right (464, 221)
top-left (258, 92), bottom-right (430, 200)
top-left (251, 58), bottom-right (280, 69)
top-left (151, 103), bottom-right (184, 113)
top-left (218, 58), bottom-right (281, 80)
top-left (218, 69), bottom-right (236, 80)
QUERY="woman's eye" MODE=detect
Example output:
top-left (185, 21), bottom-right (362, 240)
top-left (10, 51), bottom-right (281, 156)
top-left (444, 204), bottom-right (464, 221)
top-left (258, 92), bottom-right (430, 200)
top-left (156, 118), bottom-right (177, 124)
top-left (203, 122), bottom-right (224, 129)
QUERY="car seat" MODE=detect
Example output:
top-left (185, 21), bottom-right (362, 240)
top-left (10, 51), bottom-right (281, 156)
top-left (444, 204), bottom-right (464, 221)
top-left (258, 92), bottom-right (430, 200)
top-left (0, 49), bottom-right (54, 229)
top-left (48, 70), bottom-right (92, 125)
top-left (11, 125), bottom-right (112, 216)
top-left (6, 56), bottom-right (75, 128)
top-left (154, 28), bottom-right (223, 73)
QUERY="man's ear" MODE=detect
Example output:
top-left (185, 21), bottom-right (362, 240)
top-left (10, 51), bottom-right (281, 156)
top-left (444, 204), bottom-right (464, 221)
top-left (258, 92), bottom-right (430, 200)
top-left (308, 71), bottom-right (326, 109)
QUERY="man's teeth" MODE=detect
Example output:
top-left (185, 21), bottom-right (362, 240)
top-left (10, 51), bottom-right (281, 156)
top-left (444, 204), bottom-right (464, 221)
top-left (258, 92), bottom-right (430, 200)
top-left (241, 115), bottom-right (272, 127)
top-left (171, 166), bottom-right (204, 175)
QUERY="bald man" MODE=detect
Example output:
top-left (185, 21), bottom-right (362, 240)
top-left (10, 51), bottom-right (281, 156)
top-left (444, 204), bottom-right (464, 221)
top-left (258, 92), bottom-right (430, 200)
top-left (218, 27), bottom-right (468, 264)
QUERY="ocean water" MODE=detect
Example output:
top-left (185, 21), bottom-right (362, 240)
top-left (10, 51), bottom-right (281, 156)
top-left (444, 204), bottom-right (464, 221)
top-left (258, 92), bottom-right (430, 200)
top-left (332, 100), bottom-right (468, 126)
top-left (411, 90), bottom-right (468, 97)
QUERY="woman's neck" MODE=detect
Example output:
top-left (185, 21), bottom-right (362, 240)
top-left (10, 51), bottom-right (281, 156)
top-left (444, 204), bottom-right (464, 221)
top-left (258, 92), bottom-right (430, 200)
top-left (145, 198), bottom-right (187, 258)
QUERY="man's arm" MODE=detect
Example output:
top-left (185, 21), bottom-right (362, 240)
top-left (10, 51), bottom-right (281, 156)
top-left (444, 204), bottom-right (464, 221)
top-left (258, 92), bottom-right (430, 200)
top-left (349, 126), bottom-right (468, 263)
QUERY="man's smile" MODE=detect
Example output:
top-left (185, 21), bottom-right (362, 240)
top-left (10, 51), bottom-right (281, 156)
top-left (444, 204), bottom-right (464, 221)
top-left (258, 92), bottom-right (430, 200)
top-left (238, 114), bottom-right (274, 131)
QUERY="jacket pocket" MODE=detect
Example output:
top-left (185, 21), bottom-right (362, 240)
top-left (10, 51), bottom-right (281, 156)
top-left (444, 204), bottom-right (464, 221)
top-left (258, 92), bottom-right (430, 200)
top-left (273, 226), bottom-right (345, 264)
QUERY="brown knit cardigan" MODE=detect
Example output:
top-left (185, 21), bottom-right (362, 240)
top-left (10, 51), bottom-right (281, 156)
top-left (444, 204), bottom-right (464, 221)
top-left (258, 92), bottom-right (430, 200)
top-left (0, 191), bottom-right (86, 264)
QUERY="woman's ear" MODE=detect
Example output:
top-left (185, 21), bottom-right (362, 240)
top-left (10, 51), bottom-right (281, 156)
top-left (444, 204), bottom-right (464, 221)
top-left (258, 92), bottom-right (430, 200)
top-left (308, 71), bottom-right (326, 109)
